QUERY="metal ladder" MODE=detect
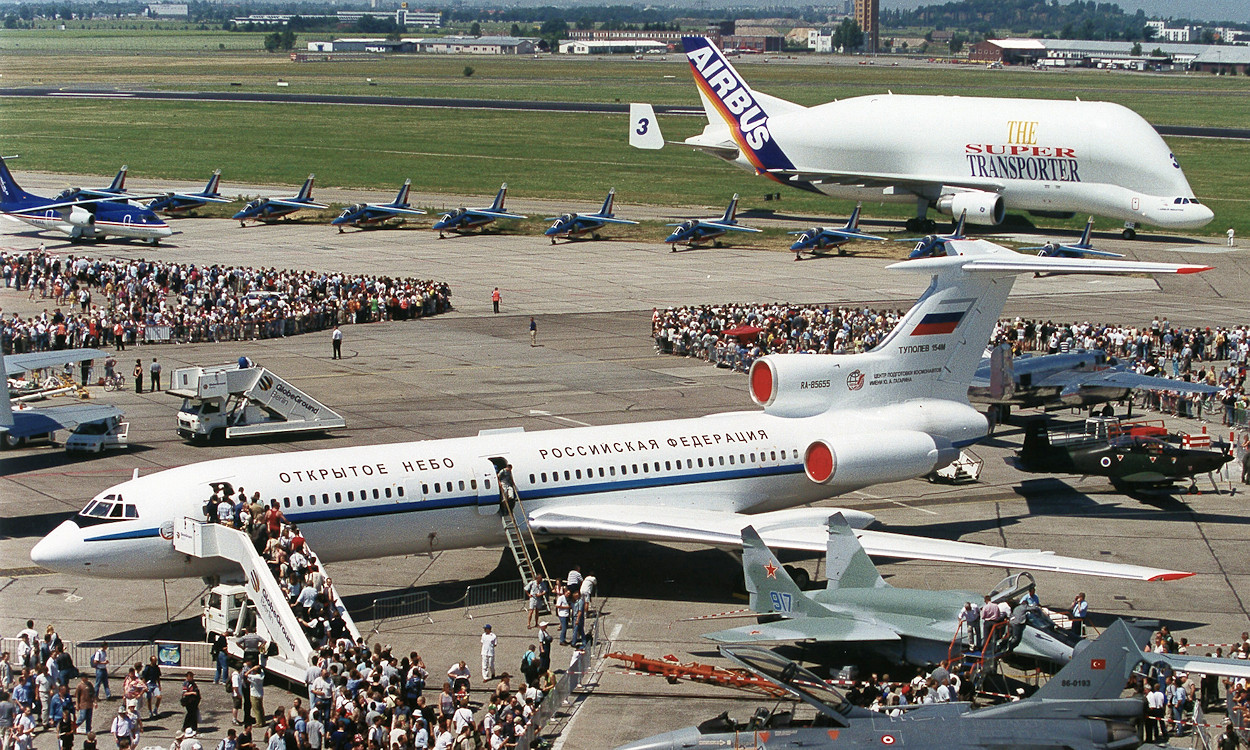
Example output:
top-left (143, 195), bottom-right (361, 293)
top-left (500, 491), bottom-right (551, 605)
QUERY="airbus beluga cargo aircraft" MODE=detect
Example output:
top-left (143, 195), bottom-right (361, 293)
top-left (33, 243), bottom-right (1209, 583)
top-left (630, 37), bottom-right (1214, 238)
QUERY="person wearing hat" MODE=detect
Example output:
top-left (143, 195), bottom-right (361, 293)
top-left (480, 625), bottom-right (498, 682)
top-left (110, 705), bottom-right (139, 750)
top-left (536, 623), bottom-right (552, 674)
top-left (178, 727), bottom-right (202, 750)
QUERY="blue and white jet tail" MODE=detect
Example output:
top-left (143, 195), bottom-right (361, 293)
top-left (598, 188), bottom-right (616, 217)
top-left (490, 183), bottom-right (508, 212)
top-left (0, 156), bottom-right (37, 205)
top-left (106, 166), bottom-right (128, 193)
top-left (390, 179), bottom-right (412, 208)
top-left (295, 174), bottom-right (316, 202)
top-left (720, 193), bottom-right (740, 224)
top-left (202, 169), bottom-right (223, 197)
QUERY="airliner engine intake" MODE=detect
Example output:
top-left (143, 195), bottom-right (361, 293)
top-left (749, 355), bottom-right (841, 418)
top-left (936, 191), bottom-right (1005, 225)
top-left (803, 431), bottom-right (959, 489)
top-left (67, 206), bottom-right (95, 228)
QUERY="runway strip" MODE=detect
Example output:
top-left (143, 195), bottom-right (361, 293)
top-left (4, 87), bottom-right (1248, 140)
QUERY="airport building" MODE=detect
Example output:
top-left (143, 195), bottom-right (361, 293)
top-left (146, 3), bottom-right (188, 18)
top-left (854, 0), bottom-right (880, 54)
top-left (967, 38), bottom-right (1244, 70)
top-left (558, 39), bottom-right (668, 55)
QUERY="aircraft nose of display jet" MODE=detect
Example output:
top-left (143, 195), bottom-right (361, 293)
top-left (613, 727), bottom-right (702, 750)
top-left (30, 520), bottom-right (87, 574)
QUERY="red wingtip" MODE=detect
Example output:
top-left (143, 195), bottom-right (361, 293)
top-left (1176, 266), bottom-right (1214, 274)
top-left (1149, 571), bottom-right (1195, 581)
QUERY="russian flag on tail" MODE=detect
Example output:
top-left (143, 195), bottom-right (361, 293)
top-left (910, 311), bottom-right (966, 336)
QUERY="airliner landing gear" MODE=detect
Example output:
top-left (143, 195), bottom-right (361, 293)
top-left (905, 217), bottom-right (937, 232)
top-left (1122, 222), bottom-right (1137, 240)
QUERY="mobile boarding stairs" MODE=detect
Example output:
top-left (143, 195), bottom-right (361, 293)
top-left (173, 518), bottom-right (362, 683)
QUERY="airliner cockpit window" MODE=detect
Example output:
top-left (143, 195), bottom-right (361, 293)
top-left (124, 504), bottom-right (139, 518)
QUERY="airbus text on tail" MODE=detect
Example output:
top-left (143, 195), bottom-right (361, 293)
top-left (0, 156), bottom-right (172, 244)
top-left (654, 36), bottom-right (1214, 234)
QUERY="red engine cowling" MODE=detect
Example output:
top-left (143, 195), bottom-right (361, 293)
top-left (749, 355), bottom-right (839, 418)
top-left (803, 431), bottom-right (958, 489)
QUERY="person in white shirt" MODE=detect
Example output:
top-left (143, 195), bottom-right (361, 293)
top-left (480, 625), bottom-right (498, 681)
top-left (451, 700), bottom-right (473, 735)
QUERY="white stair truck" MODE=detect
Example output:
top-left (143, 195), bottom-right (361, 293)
top-left (171, 363), bottom-right (345, 442)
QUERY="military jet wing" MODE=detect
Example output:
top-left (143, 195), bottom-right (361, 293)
top-left (526, 504), bottom-right (1192, 581)
top-left (1138, 652), bottom-right (1250, 680)
top-left (703, 615), bottom-right (901, 645)
top-left (1042, 368), bottom-right (1220, 397)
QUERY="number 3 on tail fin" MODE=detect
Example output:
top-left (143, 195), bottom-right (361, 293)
top-left (629, 103), bottom-right (664, 150)
top-left (769, 591), bottom-right (793, 613)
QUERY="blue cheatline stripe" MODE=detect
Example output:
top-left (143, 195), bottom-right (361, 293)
top-left (81, 463), bottom-right (807, 542)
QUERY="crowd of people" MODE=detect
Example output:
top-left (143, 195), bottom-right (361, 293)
top-left (650, 304), bottom-right (1250, 422)
top-left (0, 249), bottom-right (452, 355)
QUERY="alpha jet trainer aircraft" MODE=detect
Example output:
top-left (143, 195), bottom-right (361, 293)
top-left (147, 170), bottom-right (231, 215)
top-left (1023, 216), bottom-right (1124, 259)
top-left (631, 36), bottom-right (1213, 238)
top-left (232, 174), bottom-right (328, 226)
top-left (970, 344), bottom-right (1218, 417)
top-left (432, 183), bottom-right (526, 238)
top-left (789, 202), bottom-right (885, 259)
top-left (0, 157), bottom-right (173, 244)
top-left (703, 515), bottom-right (1078, 668)
top-left (664, 193), bottom-right (760, 250)
top-left (331, 179), bottom-right (426, 233)
top-left (544, 188), bottom-right (638, 244)
top-left (1017, 420), bottom-right (1233, 493)
top-left (75, 166), bottom-right (131, 199)
top-left (619, 620), bottom-right (1151, 750)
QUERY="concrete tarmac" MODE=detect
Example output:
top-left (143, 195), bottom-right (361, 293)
top-left (1, 209), bottom-right (1247, 750)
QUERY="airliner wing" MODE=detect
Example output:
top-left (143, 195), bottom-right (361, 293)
top-left (5, 348), bottom-right (110, 375)
top-left (526, 504), bottom-right (1191, 581)
top-left (703, 616), bottom-right (901, 645)
top-left (593, 216), bottom-right (640, 226)
top-left (5, 403), bottom-right (122, 438)
top-left (940, 254), bottom-right (1212, 276)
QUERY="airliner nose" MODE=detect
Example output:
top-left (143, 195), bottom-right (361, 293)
top-left (30, 520), bottom-right (86, 573)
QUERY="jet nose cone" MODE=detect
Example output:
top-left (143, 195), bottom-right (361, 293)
top-left (615, 727), bottom-right (702, 750)
top-left (31, 520), bottom-right (86, 573)
top-left (155, 224), bottom-right (174, 237)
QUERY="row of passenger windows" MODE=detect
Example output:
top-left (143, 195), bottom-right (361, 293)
top-left (280, 485), bottom-right (405, 508)
top-left (528, 449), bottom-right (793, 485)
top-left (274, 450), bottom-right (796, 508)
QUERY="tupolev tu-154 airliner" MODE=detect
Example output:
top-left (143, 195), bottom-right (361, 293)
top-left (630, 37), bottom-right (1214, 239)
top-left (32, 242), bottom-right (1210, 583)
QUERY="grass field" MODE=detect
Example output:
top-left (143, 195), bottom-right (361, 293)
top-left (1, 35), bottom-right (1248, 238)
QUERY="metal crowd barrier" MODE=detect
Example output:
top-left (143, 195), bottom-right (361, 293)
top-left (142, 325), bottom-right (173, 344)
top-left (464, 579), bottom-right (525, 618)
top-left (370, 590), bottom-right (433, 626)
top-left (514, 610), bottom-right (609, 750)
top-left (2, 637), bottom-right (214, 675)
